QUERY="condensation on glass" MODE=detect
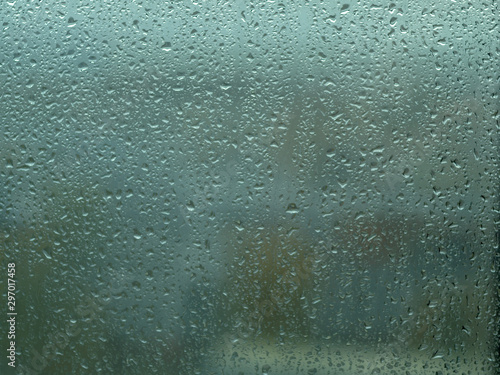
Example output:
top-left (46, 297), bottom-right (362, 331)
top-left (0, 1), bottom-right (498, 374)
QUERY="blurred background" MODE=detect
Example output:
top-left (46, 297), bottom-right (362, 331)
top-left (0, 1), bottom-right (498, 374)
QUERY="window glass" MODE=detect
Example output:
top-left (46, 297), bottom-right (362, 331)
top-left (1, 1), bottom-right (498, 374)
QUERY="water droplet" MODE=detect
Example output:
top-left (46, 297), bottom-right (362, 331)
top-left (286, 203), bottom-right (299, 214)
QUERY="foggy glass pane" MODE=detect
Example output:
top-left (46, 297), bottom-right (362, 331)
top-left (1, 1), bottom-right (498, 374)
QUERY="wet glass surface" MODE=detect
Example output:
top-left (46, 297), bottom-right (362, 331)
top-left (0, 1), bottom-right (498, 374)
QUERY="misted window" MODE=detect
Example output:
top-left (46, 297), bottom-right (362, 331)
top-left (1, 1), bottom-right (498, 374)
